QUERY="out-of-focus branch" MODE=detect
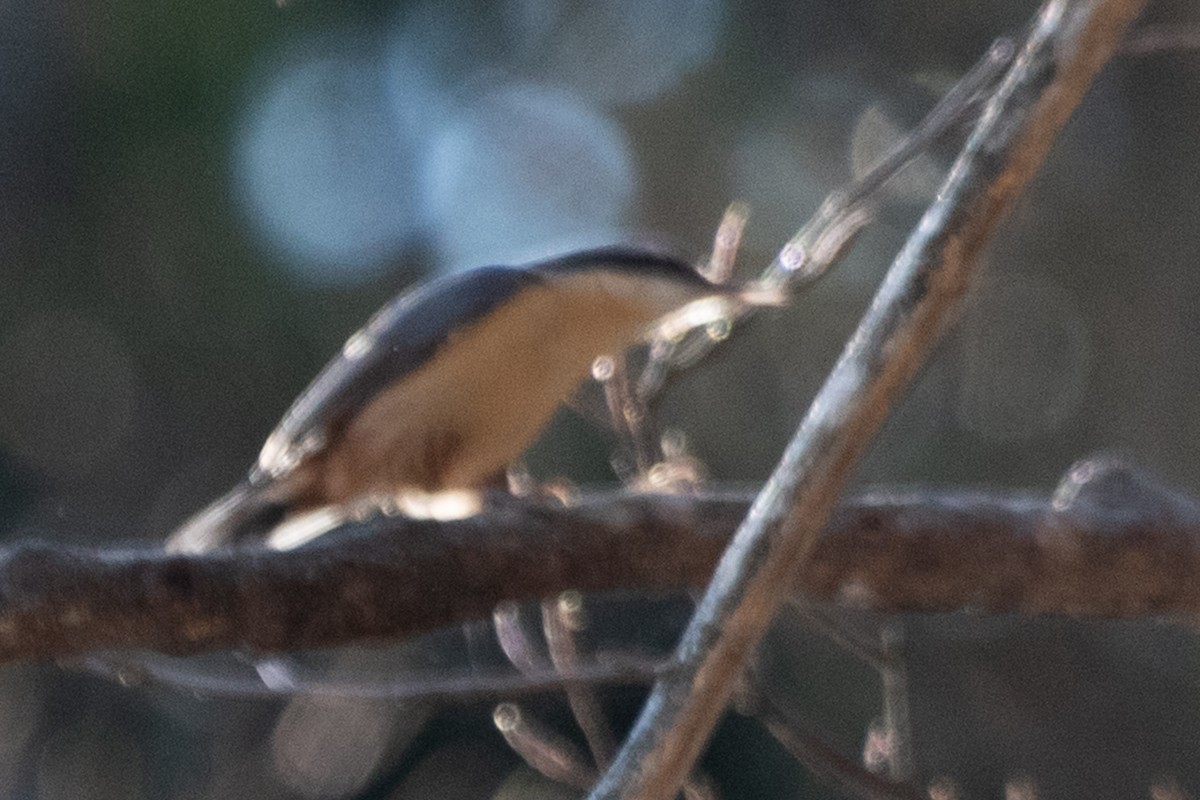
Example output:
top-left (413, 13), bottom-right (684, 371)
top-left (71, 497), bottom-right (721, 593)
top-left (0, 462), bottom-right (1196, 665)
top-left (1121, 24), bottom-right (1200, 55)
top-left (588, 2), bottom-right (1148, 797)
top-left (751, 692), bottom-right (925, 800)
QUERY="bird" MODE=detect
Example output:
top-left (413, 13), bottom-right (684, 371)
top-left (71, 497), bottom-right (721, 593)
top-left (167, 246), bottom-right (765, 552)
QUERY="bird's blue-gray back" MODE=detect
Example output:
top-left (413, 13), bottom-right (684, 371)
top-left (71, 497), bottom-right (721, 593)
top-left (534, 246), bottom-right (709, 289)
top-left (262, 266), bottom-right (543, 476)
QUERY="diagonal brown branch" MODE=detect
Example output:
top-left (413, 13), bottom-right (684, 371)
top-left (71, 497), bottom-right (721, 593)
top-left (587, 1), bottom-right (1149, 797)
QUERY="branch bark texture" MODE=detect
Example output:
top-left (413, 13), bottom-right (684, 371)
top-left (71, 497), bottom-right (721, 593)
top-left (0, 463), bottom-right (1196, 665)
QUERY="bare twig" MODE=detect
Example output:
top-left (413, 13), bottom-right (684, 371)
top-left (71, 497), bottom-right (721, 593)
top-left (542, 593), bottom-right (619, 768)
top-left (785, 609), bottom-right (917, 790)
top-left (753, 693), bottom-right (925, 800)
top-left (789, 603), bottom-right (888, 671)
top-left (494, 601), bottom-right (550, 676)
top-left (761, 34), bottom-right (1015, 289)
top-left (587, 2), bottom-right (1147, 797)
top-left (494, 702), bottom-right (598, 788)
top-left (877, 625), bottom-right (914, 783)
top-left (701, 203), bottom-right (747, 285)
top-left (78, 646), bottom-right (666, 702)
top-left (631, 35), bottom-right (1014, 416)
top-left (596, 353), bottom-right (660, 477)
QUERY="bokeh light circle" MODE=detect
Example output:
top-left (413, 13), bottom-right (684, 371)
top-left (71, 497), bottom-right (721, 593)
top-left (508, 0), bottom-right (726, 107)
top-left (234, 43), bottom-right (424, 285)
top-left (270, 696), bottom-right (395, 798)
top-left (422, 83), bottom-right (636, 270)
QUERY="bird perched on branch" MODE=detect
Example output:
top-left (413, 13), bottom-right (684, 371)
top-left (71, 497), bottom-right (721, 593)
top-left (168, 247), bottom-right (764, 552)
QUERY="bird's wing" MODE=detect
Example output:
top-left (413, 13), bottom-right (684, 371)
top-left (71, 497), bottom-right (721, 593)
top-left (254, 265), bottom-right (542, 482)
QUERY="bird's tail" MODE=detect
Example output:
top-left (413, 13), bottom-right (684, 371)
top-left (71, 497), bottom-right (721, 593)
top-left (165, 481), bottom-right (290, 553)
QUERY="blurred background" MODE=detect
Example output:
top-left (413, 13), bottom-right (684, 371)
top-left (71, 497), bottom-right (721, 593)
top-left (3, 0), bottom-right (1200, 797)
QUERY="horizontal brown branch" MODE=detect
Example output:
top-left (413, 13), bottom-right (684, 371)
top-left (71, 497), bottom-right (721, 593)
top-left (0, 462), bottom-right (1196, 665)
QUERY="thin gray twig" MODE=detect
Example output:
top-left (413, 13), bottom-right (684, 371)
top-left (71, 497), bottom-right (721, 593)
top-left (878, 625), bottom-right (914, 783)
top-left (631, 36), bottom-right (1014, 415)
top-left (494, 702), bottom-right (599, 788)
top-left (542, 593), bottom-right (619, 768)
top-left (753, 691), bottom-right (925, 800)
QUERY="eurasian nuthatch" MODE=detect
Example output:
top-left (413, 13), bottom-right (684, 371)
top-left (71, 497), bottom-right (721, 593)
top-left (168, 247), bottom-right (758, 552)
